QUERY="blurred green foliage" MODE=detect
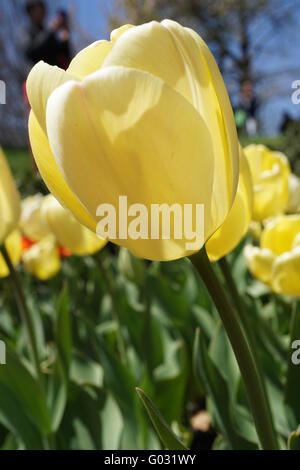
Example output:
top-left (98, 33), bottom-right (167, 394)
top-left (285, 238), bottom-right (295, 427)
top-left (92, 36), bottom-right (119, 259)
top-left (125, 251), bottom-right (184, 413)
top-left (0, 149), bottom-right (299, 450)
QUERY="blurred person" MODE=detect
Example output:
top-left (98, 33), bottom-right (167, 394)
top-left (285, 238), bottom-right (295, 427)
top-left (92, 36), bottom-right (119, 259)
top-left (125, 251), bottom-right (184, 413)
top-left (235, 80), bottom-right (259, 136)
top-left (20, 1), bottom-right (72, 159)
top-left (54, 9), bottom-right (72, 70)
top-left (21, 0), bottom-right (71, 68)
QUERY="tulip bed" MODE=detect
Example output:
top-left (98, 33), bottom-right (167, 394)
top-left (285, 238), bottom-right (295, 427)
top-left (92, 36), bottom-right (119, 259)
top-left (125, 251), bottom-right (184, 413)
top-left (0, 150), bottom-right (298, 451)
top-left (0, 21), bottom-right (300, 452)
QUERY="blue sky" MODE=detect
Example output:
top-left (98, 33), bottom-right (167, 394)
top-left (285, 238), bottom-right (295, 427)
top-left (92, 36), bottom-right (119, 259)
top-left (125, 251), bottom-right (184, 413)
top-left (46, 0), bottom-right (300, 134)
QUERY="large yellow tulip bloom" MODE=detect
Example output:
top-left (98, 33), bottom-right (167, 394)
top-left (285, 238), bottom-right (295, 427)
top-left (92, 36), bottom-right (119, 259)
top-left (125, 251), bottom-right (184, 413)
top-left (22, 235), bottom-right (61, 281)
top-left (0, 148), bottom-right (21, 245)
top-left (27, 20), bottom-right (239, 261)
top-left (0, 230), bottom-right (22, 278)
top-left (244, 215), bottom-right (300, 296)
top-left (206, 147), bottom-right (253, 261)
top-left (41, 194), bottom-right (106, 256)
top-left (20, 194), bottom-right (51, 242)
top-left (243, 144), bottom-right (290, 222)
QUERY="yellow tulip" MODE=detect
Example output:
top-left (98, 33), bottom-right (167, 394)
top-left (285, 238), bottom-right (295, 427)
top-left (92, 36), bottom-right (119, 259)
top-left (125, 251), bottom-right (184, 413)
top-left (22, 235), bottom-right (61, 281)
top-left (248, 221), bottom-right (262, 242)
top-left (243, 144), bottom-right (290, 222)
top-left (0, 230), bottom-right (22, 278)
top-left (287, 174), bottom-right (300, 214)
top-left (20, 194), bottom-right (51, 242)
top-left (206, 146), bottom-right (253, 261)
top-left (41, 194), bottom-right (106, 256)
top-left (244, 215), bottom-right (300, 296)
top-left (27, 20), bottom-right (239, 261)
top-left (0, 148), bottom-right (21, 245)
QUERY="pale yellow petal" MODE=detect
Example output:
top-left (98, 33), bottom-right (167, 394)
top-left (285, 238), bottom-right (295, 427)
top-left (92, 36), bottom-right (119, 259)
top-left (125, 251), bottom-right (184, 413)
top-left (20, 194), bottom-right (50, 242)
top-left (261, 215), bottom-right (300, 255)
top-left (0, 230), bottom-right (22, 278)
top-left (207, 148), bottom-right (253, 261)
top-left (244, 145), bottom-right (290, 221)
top-left (287, 174), bottom-right (300, 214)
top-left (26, 61), bottom-right (76, 134)
top-left (103, 20), bottom-right (239, 231)
top-left (272, 247), bottom-right (300, 296)
top-left (67, 40), bottom-right (113, 80)
top-left (41, 195), bottom-right (106, 256)
top-left (46, 66), bottom-right (215, 261)
top-left (244, 245), bottom-right (275, 284)
top-left (0, 148), bottom-right (21, 244)
top-left (22, 235), bottom-right (61, 281)
top-left (110, 24), bottom-right (135, 42)
top-left (28, 112), bottom-right (96, 232)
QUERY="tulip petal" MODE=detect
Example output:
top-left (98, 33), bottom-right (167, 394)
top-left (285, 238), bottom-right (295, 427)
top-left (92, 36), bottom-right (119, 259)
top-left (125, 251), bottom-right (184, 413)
top-left (28, 112), bottom-right (96, 232)
top-left (163, 20), bottom-right (240, 209)
top-left (42, 195), bottom-right (106, 256)
top-left (46, 66), bottom-right (214, 260)
top-left (22, 235), bottom-right (61, 281)
top-left (26, 61), bottom-right (76, 133)
top-left (0, 230), bottom-right (22, 278)
top-left (206, 148), bottom-right (253, 261)
top-left (244, 245), bottom-right (275, 284)
top-left (20, 194), bottom-right (51, 242)
top-left (261, 215), bottom-right (300, 256)
top-left (110, 24), bottom-right (135, 42)
top-left (67, 40), bottom-right (113, 80)
top-left (244, 145), bottom-right (290, 221)
top-left (103, 20), bottom-right (239, 229)
top-left (272, 247), bottom-right (300, 296)
top-left (0, 148), bottom-right (21, 244)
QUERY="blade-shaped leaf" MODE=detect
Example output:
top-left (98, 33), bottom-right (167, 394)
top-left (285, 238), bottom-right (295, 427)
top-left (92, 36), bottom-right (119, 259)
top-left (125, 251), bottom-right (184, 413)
top-left (285, 303), bottom-right (300, 424)
top-left (193, 328), bottom-right (257, 449)
top-left (288, 429), bottom-right (300, 450)
top-left (0, 348), bottom-right (51, 436)
top-left (136, 388), bottom-right (188, 450)
top-left (55, 286), bottom-right (72, 376)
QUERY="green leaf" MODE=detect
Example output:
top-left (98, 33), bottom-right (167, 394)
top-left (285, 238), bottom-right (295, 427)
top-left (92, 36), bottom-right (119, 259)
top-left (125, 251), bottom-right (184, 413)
top-left (136, 388), bottom-right (188, 450)
top-left (47, 364), bottom-right (67, 433)
top-left (55, 286), bottom-right (72, 375)
top-left (0, 348), bottom-right (51, 436)
top-left (100, 394), bottom-right (123, 450)
top-left (285, 305), bottom-right (300, 424)
top-left (70, 350), bottom-right (103, 388)
top-left (193, 329), bottom-right (257, 449)
top-left (0, 382), bottom-right (43, 449)
top-left (288, 429), bottom-right (300, 450)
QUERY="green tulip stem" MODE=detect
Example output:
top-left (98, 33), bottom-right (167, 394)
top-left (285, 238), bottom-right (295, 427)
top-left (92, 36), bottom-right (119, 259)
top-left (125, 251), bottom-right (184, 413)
top-left (0, 243), bottom-right (41, 379)
top-left (218, 256), bottom-right (260, 345)
top-left (97, 252), bottom-right (127, 365)
top-left (141, 284), bottom-right (154, 382)
top-left (191, 247), bottom-right (278, 450)
top-left (218, 255), bottom-right (277, 442)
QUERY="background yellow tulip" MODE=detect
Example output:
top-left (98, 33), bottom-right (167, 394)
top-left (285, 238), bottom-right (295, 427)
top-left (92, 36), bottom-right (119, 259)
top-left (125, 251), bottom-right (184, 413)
top-left (27, 20), bottom-right (239, 261)
top-left (0, 148), bottom-right (21, 245)
top-left (287, 174), bottom-right (300, 214)
top-left (20, 194), bottom-right (51, 242)
top-left (22, 235), bottom-right (61, 281)
top-left (244, 215), bottom-right (300, 296)
top-left (0, 230), bottom-right (22, 278)
top-left (206, 146), bottom-right (253, 261)
top-left (41, 194), bottom-right (106, 256)
top-left (243, 144), bottom-right (290, 222)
